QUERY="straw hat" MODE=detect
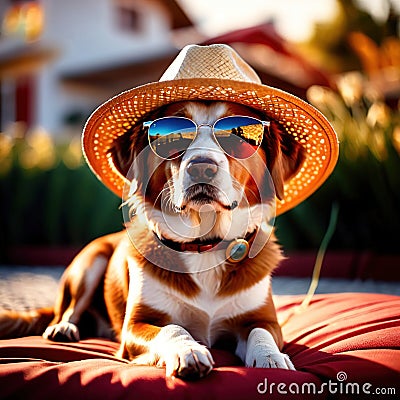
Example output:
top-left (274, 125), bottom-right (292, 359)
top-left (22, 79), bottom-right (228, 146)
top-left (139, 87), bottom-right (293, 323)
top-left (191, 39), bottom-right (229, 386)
top-left (82, 44), bottom-right (338, 215)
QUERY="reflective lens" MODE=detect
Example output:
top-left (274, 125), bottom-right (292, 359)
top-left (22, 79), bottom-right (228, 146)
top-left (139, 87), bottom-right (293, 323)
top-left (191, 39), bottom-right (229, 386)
top-left (214, 116), bottom-right (264, 158)
top-left (146, 116), bottom-right (266, 160)
top-left (147, 117), bottom-right (197, 159)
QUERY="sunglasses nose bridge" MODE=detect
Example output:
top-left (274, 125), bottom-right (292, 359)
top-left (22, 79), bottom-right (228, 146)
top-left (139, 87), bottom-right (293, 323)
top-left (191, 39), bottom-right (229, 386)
top-left (196, 123), bottom-right (213, 137)
top-left (188, 123), bottom-right (218, 147)
top-left (197, 123), bottom-right (213, 129)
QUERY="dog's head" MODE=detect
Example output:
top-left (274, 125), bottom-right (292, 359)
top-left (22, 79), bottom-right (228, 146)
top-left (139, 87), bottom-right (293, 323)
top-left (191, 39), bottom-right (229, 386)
top-left (110, 101), bottom-right (305, 242)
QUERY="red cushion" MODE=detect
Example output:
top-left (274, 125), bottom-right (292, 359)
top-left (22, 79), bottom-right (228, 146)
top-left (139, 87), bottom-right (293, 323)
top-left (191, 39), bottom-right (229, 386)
top-left (0, 293), bottom-right (399, 399)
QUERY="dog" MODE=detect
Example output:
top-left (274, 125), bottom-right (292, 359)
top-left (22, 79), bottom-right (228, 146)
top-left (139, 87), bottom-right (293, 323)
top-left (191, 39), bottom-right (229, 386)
top-left (0, 100), bottom-right (305, 379)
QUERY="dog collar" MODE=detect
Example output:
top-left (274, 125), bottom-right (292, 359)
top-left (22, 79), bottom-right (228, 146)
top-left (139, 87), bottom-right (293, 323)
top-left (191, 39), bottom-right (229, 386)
top-left (157, 230), bottom-right (257, 263)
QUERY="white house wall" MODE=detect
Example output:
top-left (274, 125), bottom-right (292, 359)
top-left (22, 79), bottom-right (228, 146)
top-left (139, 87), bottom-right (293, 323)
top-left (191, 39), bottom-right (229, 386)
top-left (36, 0), bottom-right (174, 135)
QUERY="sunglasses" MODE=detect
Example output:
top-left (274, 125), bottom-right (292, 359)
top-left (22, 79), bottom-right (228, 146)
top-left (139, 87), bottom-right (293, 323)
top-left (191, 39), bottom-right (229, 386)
top-left (144, 116), bottom-right (270, 160)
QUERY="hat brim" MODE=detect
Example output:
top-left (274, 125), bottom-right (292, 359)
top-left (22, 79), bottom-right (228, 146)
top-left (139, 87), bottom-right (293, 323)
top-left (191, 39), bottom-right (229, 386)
top-left (82, 78), bottom-right (338, 215)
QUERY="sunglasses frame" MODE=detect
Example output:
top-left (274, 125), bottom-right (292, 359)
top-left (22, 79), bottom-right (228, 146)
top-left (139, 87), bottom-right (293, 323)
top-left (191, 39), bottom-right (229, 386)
top-left (144, 115), bottom-right (270, 160)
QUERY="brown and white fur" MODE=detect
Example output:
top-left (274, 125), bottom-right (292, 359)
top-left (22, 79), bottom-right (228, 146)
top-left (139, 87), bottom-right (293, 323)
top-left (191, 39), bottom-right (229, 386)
top-left (0, 101), bottom-right (305, 379)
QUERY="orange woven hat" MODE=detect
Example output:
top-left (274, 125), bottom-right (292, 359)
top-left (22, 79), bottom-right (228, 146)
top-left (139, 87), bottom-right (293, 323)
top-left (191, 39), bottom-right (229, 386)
top-left (82, 44), bottom-right (338, 215)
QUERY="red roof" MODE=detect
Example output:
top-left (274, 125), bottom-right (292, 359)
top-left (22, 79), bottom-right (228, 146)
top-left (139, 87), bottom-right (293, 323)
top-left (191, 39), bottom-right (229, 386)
top-left (203, 23), bottom-right (331, 98)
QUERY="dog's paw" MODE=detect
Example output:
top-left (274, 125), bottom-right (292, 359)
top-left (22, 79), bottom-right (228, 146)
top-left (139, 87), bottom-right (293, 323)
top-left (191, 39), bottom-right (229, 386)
top-left (160, 342), bottom-right (214, 380)
top-left (43, 321), bottom-right (80, 342)
top-left (149, 324), bottom-right (214, 380)
top-left (245, 328), bottom-right (295, 371)
top-left (246, 348), bottom-right (295, 370)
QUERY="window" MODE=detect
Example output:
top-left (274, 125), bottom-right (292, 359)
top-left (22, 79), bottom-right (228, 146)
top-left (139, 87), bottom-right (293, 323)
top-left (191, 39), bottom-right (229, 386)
top-left (116, 6), bottom-right (141, 33)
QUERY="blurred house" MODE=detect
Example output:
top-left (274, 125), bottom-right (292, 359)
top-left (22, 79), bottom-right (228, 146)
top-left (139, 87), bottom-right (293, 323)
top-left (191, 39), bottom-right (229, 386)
top-left (0, 0), bottom-right (331, 139)
top-left (203, 23), bottom-right (331, 100)
top-left (0, 0), bottom-right (193, 136)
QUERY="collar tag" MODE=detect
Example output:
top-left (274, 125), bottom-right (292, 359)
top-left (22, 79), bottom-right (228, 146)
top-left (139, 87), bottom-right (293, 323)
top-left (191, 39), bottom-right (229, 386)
top-left (225, 238), bottom-right (250, 263)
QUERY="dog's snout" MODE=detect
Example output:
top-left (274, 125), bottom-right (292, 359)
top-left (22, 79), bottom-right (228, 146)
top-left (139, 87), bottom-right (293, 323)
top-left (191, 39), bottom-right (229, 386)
top-left (187, 158), bottom-right (218, 183)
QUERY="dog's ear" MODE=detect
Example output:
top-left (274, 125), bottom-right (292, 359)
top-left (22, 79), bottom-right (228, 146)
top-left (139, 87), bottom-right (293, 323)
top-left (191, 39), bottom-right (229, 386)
top-left (109, 129), bottom-right (136, 178)
top-left (263, 120), bottom-right (306, 200)
top-left (108, 122), bottom-right (149, 193)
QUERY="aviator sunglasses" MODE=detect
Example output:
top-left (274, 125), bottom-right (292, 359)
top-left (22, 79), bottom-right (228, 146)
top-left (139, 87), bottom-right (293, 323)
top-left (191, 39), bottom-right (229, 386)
top-left (144, 116), bottom-right (270, 160)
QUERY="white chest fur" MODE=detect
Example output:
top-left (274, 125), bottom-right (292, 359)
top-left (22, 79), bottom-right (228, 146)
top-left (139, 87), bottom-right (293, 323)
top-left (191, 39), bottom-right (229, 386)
top-left (129, 253), bottom-right (271, 347)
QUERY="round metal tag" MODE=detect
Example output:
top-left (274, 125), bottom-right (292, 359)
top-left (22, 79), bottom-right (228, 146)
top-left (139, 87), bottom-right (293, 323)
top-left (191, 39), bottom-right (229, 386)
top-left (225, 239), bottom-right (250, 263)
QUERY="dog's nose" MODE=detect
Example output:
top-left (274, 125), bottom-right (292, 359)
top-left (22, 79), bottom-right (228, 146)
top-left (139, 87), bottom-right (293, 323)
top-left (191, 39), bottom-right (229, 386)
top-left (187, 158), bottom-right (218, 182)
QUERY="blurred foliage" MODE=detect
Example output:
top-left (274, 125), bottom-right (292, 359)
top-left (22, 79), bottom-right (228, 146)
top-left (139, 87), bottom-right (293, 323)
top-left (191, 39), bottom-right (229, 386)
top-left (307, 0), bottom-right (399, 72)
top-left (276, 0), bottom-right (400, 254)
top-left (0, 128), bottom-right (122, 261)
top-left (276, 71), bottom-right (400, 253)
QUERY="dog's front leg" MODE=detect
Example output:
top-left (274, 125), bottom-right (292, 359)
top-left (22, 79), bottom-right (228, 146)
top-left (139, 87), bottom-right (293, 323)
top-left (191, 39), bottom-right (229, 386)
top-left (243, 327), bottom-right (295, 370)
top-left (235, 290), bottom-right (295, 370)
top-left (119, 323), bottom-right (214, 379)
